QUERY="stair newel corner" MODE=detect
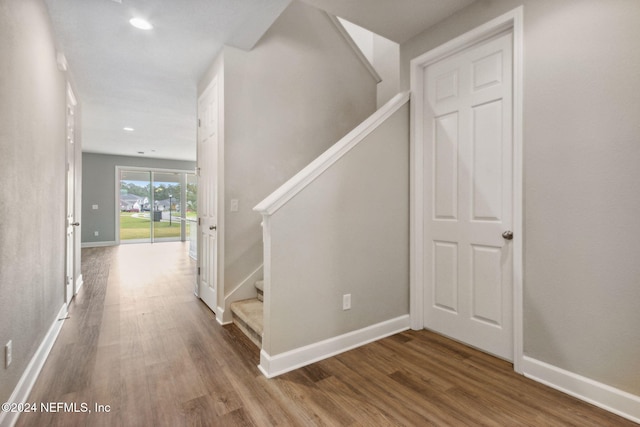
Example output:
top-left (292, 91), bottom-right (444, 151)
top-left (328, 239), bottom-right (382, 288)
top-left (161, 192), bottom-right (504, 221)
top-left (259, 215), bottom-right (272, 355)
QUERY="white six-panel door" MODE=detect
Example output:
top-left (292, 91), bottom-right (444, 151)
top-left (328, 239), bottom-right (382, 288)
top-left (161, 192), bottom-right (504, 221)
top-left (422, 31), bottom-right (514, 360)
top-left (197, 79), bottom-right (219, 313)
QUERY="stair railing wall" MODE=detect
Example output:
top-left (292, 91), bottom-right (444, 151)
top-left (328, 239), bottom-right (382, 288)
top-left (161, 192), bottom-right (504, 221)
top-left (254, 92), bottom-right (412, 377)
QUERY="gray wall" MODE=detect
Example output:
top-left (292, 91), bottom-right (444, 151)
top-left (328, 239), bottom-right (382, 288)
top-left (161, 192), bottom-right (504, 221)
top-left (0, 0), bottom-right (67, 404)
top-left (201, 0), bottom-right (378, 296)
top-left (401, 0), bottom-right (640, 396)
top-left (267, 102), bottom-right (409, 355)
top-left (82, 153), bottom-right (195, 244)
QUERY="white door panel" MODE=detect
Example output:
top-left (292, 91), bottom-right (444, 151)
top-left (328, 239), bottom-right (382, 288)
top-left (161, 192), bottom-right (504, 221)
top-left (423, 32), bottom-right (513, 360)
top-left (197, 79), bottom-right (219, 313)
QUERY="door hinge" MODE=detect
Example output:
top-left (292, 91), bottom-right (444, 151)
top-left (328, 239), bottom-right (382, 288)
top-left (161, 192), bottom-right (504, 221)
top-left (197, 267), bottom-right (201, 275)
top-left (198, 217), bottom-right (201, 226)
top-left (198, 119), bottom-right (201, 127)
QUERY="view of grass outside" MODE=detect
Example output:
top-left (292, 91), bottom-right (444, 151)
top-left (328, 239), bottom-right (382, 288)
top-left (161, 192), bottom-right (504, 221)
top-left (120, 212), bottom-right (178, 240)
top-left (119, 169), bottom-right (197, 243)
top-left (119, 211), bottom-right (197, 240)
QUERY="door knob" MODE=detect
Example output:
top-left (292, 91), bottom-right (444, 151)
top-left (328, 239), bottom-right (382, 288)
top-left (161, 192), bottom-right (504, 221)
top-left (502, 230), bottom-right (513, 240)
top-left (209, 225), bottom-right (216, 230)
top-left (71, 222), bottom-right (80, 226)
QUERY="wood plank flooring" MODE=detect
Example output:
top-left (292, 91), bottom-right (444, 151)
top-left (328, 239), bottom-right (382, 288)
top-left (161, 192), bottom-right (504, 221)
top-left (16, 243), bottom-right (635, 426)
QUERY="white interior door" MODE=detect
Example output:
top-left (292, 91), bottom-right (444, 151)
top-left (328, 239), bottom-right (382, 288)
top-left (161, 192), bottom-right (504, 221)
top-left (65, 85), bottom-right (77, 304)
top-left (197, 79), bottom-right (219, 313)
top-left (422, 32), bottom-right (514, 360)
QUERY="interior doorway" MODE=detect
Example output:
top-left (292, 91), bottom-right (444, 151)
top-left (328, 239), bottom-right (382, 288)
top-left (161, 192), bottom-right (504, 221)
top-left (117, 166), bottom-right (197, 252)
top-left (410, 7), bottom-right (523, 370)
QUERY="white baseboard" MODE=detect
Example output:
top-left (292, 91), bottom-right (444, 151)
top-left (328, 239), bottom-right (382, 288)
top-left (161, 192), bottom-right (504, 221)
top-left (74, 274), bottom-right (84, 295)
top-left (259, 314), bottom-right (410, 378)
top-left (81, 240), bottom-right (116, 248)
top-left (216, 306), bottom-right (232, 326)
top-left (522, 356), bottom-right (640, 424)
top-left (0, 304), bottom-right (68, 427)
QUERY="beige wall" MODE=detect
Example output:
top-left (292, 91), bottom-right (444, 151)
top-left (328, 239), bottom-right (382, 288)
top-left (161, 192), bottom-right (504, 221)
top-left (267, 103), bottom-right (410, 355)
top-left (373, 34), bottom-right (400, 108)
top-left (0, 0), bottom-right (67, 403)
top-left (210, 1), bottom-right (378, 295)
top-left (401, 0), bottom-right (640, 395)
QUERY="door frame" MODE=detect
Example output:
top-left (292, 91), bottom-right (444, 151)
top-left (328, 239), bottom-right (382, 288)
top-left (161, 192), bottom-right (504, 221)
top-left (409, 7), bottom-right (524, 372)
top-left (65, 83), bottom-right (78, 305)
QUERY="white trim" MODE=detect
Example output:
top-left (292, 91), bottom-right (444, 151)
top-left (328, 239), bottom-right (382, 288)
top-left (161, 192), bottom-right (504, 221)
top-left (0, 304), bottom-right (67, 427)
top-left (81, 240), bottom-right (116, 248)
top-left (260, 217), bottom-right (272, 354)
top-left (66, 83), bottom-right (77, 106)
top-left (326, 14), bottom-right (382, 84)
top-left (522, 356), bottom-right (640, 424)
top-left (56, 52), bottom-right (68, 72)
top-left (254, 92), bottom-right (410, 215)
top-left (409, 6), bottom-right (524, 369)
top-left (74, 274), bottom-right (84, 296)
top-left (511, 8), bottom-right (525, 374)
top-left (215, 306), bottom-right (231, 326)
top-left (220, 264), bottom-right (264, 324)
top-left (258, 315), bottom-right (410, 378)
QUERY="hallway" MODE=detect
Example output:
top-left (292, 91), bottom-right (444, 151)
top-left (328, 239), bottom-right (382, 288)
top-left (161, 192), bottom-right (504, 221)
top-left (16, 243), bottom-right (634, 426)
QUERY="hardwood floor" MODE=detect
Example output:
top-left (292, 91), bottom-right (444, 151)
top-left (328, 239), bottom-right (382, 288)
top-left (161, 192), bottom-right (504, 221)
top-left (16, 243), bottom-right (634, 426)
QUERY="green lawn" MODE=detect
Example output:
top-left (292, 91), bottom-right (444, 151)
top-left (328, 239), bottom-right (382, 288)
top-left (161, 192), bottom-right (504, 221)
top-left (120, 212), bottom-right (184, 240)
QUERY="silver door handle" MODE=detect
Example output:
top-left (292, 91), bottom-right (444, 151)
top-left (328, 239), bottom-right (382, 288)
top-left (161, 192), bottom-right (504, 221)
top-left (71, 222), bottom-right (80, 226)
top-left (502, 230), bottom-right (513, 240)
top-left (209, 225), bottom-right (216, 230)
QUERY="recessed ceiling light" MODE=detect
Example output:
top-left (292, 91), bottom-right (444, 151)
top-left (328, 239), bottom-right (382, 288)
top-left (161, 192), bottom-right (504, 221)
top-left (123, 127), bottom-right (134, 131)
top-left (129, 18), bottom-right (153, 30)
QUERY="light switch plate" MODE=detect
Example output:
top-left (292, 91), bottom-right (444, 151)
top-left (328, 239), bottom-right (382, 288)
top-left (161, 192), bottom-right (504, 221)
top-left (5, 340), bottom-right (12, 368)
top-left (343, 294), bottom-right (351, 310)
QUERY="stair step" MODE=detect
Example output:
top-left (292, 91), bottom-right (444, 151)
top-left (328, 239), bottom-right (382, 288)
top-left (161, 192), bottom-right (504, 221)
top-left (230, 298), bottom-right (263, 348)
top-left (255, 280), bottom-right (264, 302)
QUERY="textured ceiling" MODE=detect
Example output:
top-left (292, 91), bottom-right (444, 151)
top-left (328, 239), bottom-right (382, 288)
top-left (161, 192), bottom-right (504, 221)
top-left (44, 0), bottom-right (475, 162)
top-left (45, 0), bottom-right (290, 161)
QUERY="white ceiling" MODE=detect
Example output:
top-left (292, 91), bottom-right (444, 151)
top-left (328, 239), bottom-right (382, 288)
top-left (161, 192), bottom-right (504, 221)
top-left (45, 0), bottom-right (290, 161)
top-left (298, 0), bottom-right (475, 43)
top-left (45, 0), bottom-right (475, 162)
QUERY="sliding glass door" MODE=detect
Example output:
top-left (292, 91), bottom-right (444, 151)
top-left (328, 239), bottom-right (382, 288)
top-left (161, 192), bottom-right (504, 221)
top-left (118, 167), bottom-right (195, 245)
top-left (152, 172), bottom-right (181, 242)
top-left (186, 173), bottom-right (198, 258)
top-left (119, 170), bottom-right (152, 242)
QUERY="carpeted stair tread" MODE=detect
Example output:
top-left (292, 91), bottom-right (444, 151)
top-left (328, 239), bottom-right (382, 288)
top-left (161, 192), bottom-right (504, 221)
top-left (230, 298), bottom-right (263, 347)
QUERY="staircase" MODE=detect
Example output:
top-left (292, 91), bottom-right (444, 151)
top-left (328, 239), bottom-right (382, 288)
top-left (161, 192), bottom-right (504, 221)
top-left (229, 280), bottom-right (264, 348)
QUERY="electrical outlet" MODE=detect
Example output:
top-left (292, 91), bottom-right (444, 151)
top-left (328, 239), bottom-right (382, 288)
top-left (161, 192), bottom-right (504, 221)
top-left (230, 199), bottom-right (239, 212)
top-left (5, 340), bottom-right (12, 368)
top-left (343, 294), bottom-right (351, 310)
top-left (92, 204), bottom-right (98, 210)
top-left (94, 231), bottom-right (99, 236)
